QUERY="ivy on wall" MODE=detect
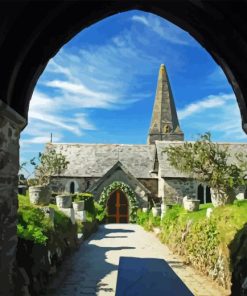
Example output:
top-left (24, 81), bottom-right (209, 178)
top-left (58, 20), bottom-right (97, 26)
top-left (99, 181), bottom-right (139, 223)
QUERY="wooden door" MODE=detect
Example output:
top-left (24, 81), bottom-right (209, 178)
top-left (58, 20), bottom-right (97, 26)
top-left (107, 190), bottom-right (128, 223)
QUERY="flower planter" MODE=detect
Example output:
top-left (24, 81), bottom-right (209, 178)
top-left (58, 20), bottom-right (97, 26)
top-left (183, 199), bottom-right (200, 212)
top-left (56, 195), bottom-right (72, 208)
top-left (152, 207), bottom-right (161, 217)
top-left (210, 188), bottom-right (235, 207)
top-left (72, 201), bottom-right (85, 212)
top-left (29, 186), bottom-right (50, 205)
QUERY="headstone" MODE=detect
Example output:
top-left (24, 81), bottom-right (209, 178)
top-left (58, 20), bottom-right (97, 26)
top-left (206, 208), bottom-right (213, 218)
top-left (152, 207), bottom-right (161, 217)
top-left (183, 198), bottom-right (200, 212)
top-left (56, 195), bottom-right (72, 208)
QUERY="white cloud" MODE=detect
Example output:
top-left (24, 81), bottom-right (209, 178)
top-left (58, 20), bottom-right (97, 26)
top-left (21, 136), bottom-right (61, 144)
top-left (206, 66), bottom-right (231, 89)
top-left (178, 93), bottom-right (247, 142)
top-left (132, 15), bottom-right (149, 26)
top-left (132, 14), bottom-right (193, 46)
top-left (178, 93), bottom-right (235, 120)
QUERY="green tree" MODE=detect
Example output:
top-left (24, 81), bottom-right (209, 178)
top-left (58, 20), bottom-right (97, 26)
top-left (32, 149), bottom-right (69, 186)
top-left (164, 133), bottom-right (247, 206)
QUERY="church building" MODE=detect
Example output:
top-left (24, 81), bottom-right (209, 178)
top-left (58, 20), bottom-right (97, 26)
top-left (48, 65), bottom-right (247, 223)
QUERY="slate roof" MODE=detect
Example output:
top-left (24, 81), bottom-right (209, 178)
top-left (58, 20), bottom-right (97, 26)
top-left (156, 141), bottom-right (247, 178)
top-left (88, 161), bottom-right (151, 195)
top-left (47, 143), bottom-right (156, 178)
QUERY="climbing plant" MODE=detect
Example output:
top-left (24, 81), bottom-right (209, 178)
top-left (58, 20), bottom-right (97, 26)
top-left (99, 181), bottom-right (139, 223)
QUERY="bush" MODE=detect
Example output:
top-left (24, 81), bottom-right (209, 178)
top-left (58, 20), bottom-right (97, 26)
top-left (94, 202), bottom-right (107, 223)
top-left (136, 209), bottom-right (149, 226)
top-left (18, 195), bottom-right (75, 244)
top-left (17, 206), bottom-right (52, 245)
top-left (136, 209), bottom-right (161, 231)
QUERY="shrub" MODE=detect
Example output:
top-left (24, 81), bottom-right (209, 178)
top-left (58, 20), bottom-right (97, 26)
top-left (136, 210), bottom-right (160, 231)
top-left (94, 202), bottom-right (107, 223)
top-left (18, 195), bottom-right (74, 244)
top-left (17, 206), bottom-right (52, 245)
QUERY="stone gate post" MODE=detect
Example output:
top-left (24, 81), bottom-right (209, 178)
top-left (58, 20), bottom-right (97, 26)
top-left (0, 100), bottom-right (26, 295)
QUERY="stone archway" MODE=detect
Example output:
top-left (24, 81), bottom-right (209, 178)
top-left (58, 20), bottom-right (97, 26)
top-left (99, 181), bottom-right (138, 223)
top-left (1, 2), bottom-right (247, 294)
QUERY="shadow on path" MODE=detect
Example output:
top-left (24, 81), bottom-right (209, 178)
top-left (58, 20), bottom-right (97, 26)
top-left (116, 257), bottom-right (193, 296)
top-left (46, 225), bottom-right (136, 295)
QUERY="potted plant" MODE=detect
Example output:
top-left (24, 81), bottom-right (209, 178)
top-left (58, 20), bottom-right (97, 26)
top-left (28, 149), bottom-right (69, 206)
top-left (164, 133), bottom-right (247, 207)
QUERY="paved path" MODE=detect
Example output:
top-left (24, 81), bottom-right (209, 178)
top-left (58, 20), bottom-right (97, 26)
top-left (47, 224), bottom-right (229, 296)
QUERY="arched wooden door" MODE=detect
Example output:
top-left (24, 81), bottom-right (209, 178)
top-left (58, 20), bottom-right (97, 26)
top-left (107, 190), bottom-right (129, 223)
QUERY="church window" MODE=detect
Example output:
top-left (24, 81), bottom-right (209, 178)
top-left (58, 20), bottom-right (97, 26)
top-left (197, 184), bottom-right (204, 204)
top-left (206, 186), bottom-right (211, 203)
top-left (70, 181), bottom-right (75, 194)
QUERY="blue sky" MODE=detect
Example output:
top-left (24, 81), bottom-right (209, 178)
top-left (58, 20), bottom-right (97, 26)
top-left (20, 10), bottom-right (247, 166)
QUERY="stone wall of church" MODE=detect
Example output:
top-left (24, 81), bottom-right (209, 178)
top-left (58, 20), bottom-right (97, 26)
top-left (138, 178), bottom-right (158, 197)
top-left (50, 177), bottom-right (99, 193)
top-left (159, 177), bottom-right (197, 203)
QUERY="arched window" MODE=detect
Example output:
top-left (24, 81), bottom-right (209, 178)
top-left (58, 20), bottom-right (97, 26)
top-left (206, 186), bottom-right (211, 203)
top-left (197, 184), bottom-right (204, 204)
top-left (70, 181), bottom-right (75, 194)
top-left (245, 188), bottom-right (247, 199)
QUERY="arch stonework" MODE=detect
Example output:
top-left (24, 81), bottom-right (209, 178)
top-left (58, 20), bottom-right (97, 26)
top-left (1, 2), bottom-right (247, 294)
top-left (99, 181), bottom-right (138, 223)
top-left (0, 2), bottom-right (247, 131)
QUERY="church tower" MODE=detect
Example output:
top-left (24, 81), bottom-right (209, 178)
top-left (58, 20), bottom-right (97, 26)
top-left (147, 64), bottom-right (184, 144)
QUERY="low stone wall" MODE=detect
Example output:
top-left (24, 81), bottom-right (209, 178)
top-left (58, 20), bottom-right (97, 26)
top-left (15, 224), bottom-right (78, 295)
top-left (15, 220), bottom-right (98, 295)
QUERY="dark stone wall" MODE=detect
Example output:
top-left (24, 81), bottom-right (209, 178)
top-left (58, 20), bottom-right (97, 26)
top-left (0, 102), bottom-right (26, 295)
top-left (0, 1), bottom-right (247, 132)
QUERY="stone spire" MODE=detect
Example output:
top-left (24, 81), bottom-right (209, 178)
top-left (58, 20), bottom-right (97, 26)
top-left (147, 64), bottom-right (184, 144)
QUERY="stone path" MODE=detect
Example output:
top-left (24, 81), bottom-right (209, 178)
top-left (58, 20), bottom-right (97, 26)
top-left (46, 224), bottom-right (229, 296)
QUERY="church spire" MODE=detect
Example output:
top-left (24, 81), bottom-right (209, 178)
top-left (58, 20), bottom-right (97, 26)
top-left (147, 64), bottom-right (184, 144)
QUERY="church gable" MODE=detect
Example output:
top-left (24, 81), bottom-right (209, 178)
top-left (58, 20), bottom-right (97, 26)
top-left (89, 161), bottom-right (150, 207)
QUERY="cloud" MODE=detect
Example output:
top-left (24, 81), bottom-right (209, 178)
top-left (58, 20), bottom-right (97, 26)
top-left (132, 15), bottom-right (149, 26)
top-left (205, 66), bottom-right (232, 91)
top-left (132, 14), bottom-right (193, 46)
top-left (178, 93), bottom-right (235, 120)
top-left (178, 93), bottom-right (246, 141)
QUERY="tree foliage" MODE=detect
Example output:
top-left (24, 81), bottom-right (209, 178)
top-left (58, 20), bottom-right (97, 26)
top-left (164, 133), bottom-right (247, 194)
top-left (32, 149), bottom-right (69, 185)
